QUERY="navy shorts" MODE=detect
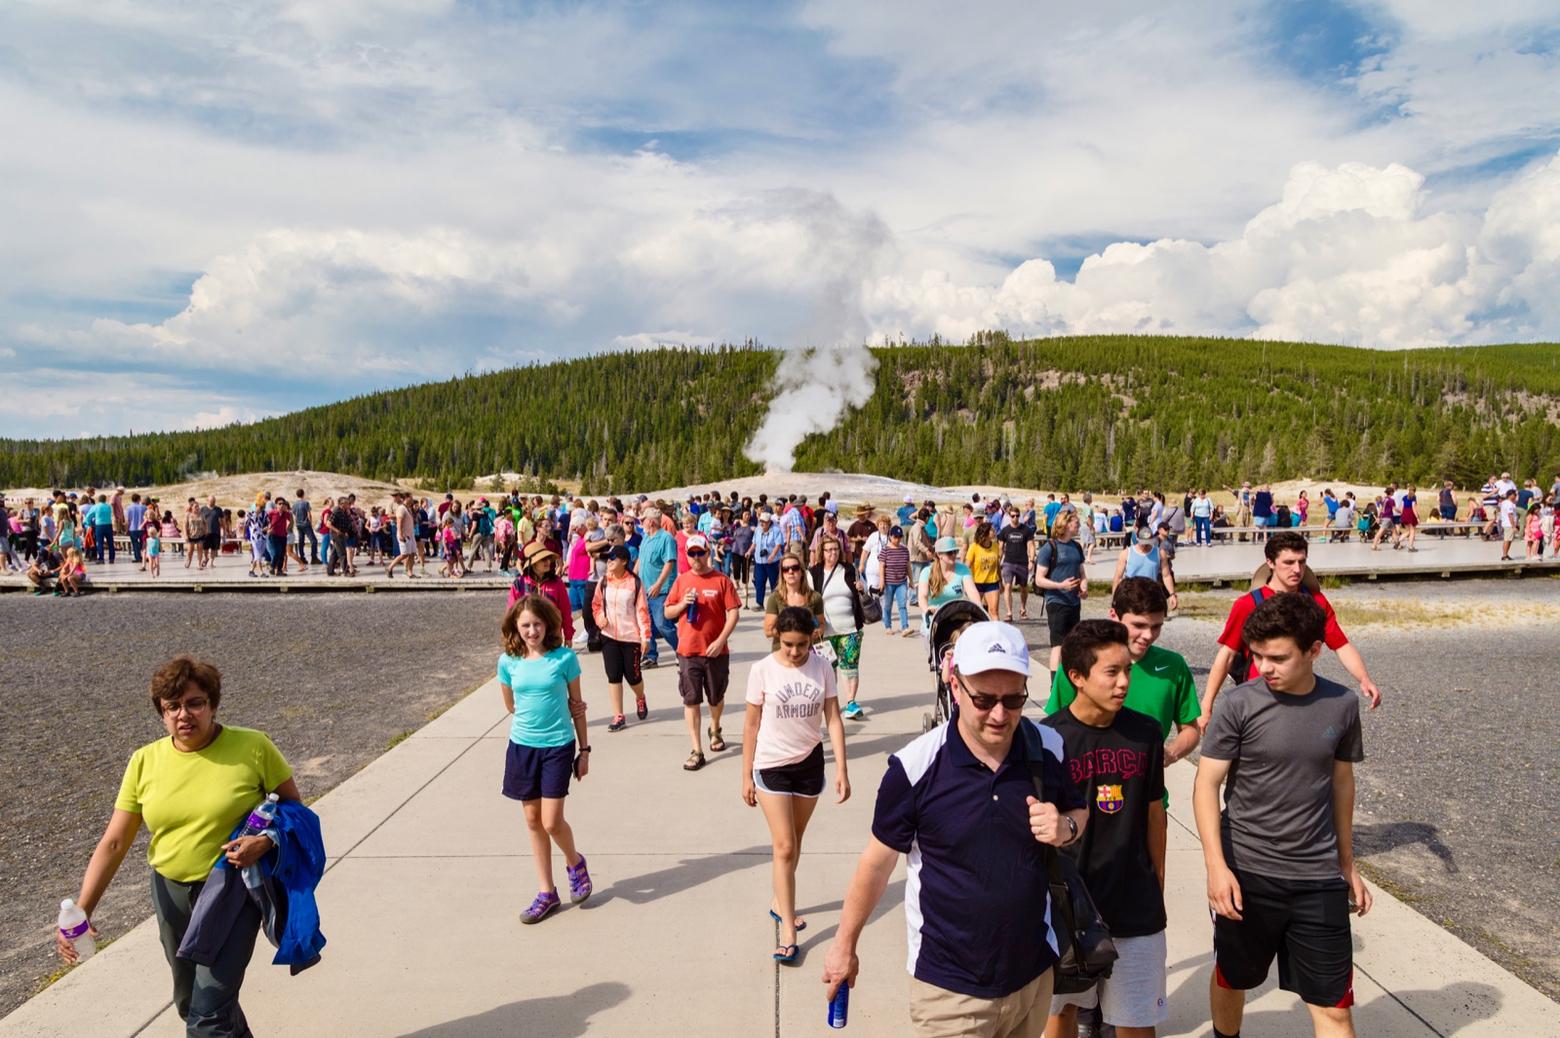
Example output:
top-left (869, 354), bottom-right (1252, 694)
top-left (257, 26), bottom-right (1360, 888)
top-left (501, 740), bottom-right (576, 801)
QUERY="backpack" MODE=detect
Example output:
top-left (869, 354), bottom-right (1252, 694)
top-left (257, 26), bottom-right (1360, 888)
top-left (1225, 587), bottom-right (1273, 687)
top-left (1164, 506), bottom-right (1186, 535)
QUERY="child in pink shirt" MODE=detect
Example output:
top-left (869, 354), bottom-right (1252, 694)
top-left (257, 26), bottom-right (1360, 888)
top-left (740, 606), bottom-right (850, 965)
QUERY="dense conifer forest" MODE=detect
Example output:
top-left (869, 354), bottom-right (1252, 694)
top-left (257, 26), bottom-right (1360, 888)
top-left (4, 336), bottom-right (1558, 493)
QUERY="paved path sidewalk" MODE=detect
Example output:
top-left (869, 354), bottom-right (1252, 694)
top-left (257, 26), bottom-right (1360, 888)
top-left (4, 618), bottom-right (1553, 1036)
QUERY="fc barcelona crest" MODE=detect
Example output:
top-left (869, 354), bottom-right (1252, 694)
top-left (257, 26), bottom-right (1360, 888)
top-left (1096, 784), bottom-right (1124, 814)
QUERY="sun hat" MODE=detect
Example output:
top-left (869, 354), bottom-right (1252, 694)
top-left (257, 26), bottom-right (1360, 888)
top-left (606, 544), bottom-right (631, 562)
top-left (933, 535), bottom-right (959, 554)
top-left (759, 511), bottom-right (774, 521)
top-left (951, 621), bottom-right (1031, 677)
top-left (522, 542), bottom-right (559, 570)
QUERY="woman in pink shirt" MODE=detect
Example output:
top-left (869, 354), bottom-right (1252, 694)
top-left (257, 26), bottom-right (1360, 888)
top-left (591, 546), bottom-right (652, 732)
top-left (740, 607), bottom-right (850, 965)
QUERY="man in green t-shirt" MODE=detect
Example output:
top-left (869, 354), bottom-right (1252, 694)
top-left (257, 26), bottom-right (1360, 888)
top-left (1046, 576), bottom-right (1201, 862)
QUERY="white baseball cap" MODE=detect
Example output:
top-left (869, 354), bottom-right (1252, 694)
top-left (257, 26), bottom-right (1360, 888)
top-left (759, 511), bottom-right (774, 521)
top-left (903, 494), bottom-right (914, 503)
top-left (686, 534), bottom-right (709, 551)
top-left (951, 621), bottom-right (1031, 677)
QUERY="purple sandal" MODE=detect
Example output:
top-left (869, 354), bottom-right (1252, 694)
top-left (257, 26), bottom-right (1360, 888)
top-left (567, 855), bottom-right (593, 904)
top-left (520, 890), bottom-right (560, 924)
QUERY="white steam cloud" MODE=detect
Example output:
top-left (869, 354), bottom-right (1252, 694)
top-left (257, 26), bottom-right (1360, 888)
top-left (743, 191), bottom-right (890, 472)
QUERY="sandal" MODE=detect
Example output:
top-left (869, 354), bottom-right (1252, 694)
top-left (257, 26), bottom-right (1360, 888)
top-left (773, 943), bottom-right (799, 964)
top-left (770, 908), bottom-right (807, 932)
top-left (683, 750), bottom-right (705, 771)
top-left (708, 728), bottom-right (726, 752)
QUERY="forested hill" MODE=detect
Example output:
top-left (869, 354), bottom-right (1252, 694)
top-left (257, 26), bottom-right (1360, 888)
top-left (4, 336), bottom-right (1559, 493)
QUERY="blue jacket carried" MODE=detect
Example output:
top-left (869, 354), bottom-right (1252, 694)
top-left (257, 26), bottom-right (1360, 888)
top-left (178, 799), bottom-right (327, 973)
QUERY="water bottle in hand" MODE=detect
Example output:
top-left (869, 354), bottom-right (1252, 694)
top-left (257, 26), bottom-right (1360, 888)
top-left (685, 593), bottom-right (699, 625)
top-left (58, 899), bottom-right (95, 962)
top-left (240, 793), bottom-right (280, 837)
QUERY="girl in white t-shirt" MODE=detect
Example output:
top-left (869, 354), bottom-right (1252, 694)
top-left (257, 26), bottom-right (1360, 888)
top-left (740, 606), bottom-right (850, 966)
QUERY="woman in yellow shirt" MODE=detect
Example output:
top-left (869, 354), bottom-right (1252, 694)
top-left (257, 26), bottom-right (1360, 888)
top-left (58, 656), bottom-right (300, 1036)
top-left (964, 521), bottom-right (1002, 616)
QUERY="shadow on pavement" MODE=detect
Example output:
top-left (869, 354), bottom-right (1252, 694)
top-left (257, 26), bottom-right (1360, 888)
top-left (602, 846), bottom-right (774, 906)
top-left (1354, 821), bottom-right (1459, 873)
top-left (395, 981), bottom-right (631, 1037)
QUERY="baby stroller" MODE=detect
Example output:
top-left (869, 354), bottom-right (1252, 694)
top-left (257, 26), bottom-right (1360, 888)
top-left (923, 599), bottom-right (990, 732)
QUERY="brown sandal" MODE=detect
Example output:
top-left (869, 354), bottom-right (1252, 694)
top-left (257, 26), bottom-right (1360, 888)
top-left (708, 728), bottom-right (726, 752)
top-left (683, 750), bottom-right (706, 771)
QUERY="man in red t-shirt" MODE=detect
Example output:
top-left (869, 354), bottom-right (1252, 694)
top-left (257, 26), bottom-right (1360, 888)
top-left (665, 534), bottom-right (741, 771)
top-left (1199, 531), bottom-right (1382, 731)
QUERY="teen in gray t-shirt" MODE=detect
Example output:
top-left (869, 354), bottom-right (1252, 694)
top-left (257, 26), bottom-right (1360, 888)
top-left (1201, 675), bottom-right (1364, 879)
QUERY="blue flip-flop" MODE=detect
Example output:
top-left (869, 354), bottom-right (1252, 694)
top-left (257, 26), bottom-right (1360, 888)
top-left (772, 944), bottom-right (799, 964)
top-left (769, 909), bottom-right (806, 932)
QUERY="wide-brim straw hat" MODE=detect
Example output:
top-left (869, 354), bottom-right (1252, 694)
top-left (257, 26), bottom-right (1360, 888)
top-left (522, 542), bottom-right (559, 570)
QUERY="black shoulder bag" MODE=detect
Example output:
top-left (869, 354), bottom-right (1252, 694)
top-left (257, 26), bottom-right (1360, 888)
top-left (1022, 722), bottom-right (1117, 994)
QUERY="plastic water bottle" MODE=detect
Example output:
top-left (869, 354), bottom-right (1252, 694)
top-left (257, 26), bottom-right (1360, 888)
top-left (827, 983), bottom-right (848, 1028)
top-left (240, 793), bottom-right (280, 837)
top-left (58, 899), bottom-right (95, 962)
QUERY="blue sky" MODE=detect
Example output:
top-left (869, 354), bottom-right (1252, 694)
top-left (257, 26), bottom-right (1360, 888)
top-left (1, 0), bottom-right (1558, 437)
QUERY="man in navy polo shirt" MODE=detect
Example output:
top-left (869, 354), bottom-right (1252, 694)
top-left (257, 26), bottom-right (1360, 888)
top-left (822, 622), bottom-right (1089, 1037)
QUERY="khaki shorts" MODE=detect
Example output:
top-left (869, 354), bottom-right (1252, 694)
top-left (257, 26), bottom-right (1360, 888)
top-left (908, 968), bottom-right (1054, 1038)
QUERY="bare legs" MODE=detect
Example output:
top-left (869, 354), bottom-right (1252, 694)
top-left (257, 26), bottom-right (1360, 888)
top-left (522, 797), bottom-right (581, 893)
top-left (757, 791), bottom-right (819, 952)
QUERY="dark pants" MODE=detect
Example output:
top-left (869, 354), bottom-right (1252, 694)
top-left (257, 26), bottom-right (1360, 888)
top-left (268, 534), bottom-right (287, 574)
top-left (296, 523), bottom-right (319, 563)
top-left (95, 524), bottom-right (115, 563)
top-left (129, 529), bottom-right (146, 563)
top-left (151, 871), bottom-right (260, 1038)
top-left (753, 560), bottom-right (779, 606)
top-left (581, 579), bottom-right (602, 648)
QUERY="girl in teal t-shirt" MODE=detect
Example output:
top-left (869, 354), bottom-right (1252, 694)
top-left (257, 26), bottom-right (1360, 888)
top-left (498, 594), bottom-right (592, 924)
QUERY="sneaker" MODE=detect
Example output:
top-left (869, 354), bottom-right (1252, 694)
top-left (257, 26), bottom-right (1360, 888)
top-left (566, 855), bottom-right (593, 904)
top-left (641, 656), bottom-right (659, 670)
top-left (843, 700), bottom-right (863, 719)
top-left (608, 715), bottom-right (627, 732)
top-left (520, 890), bottom-right (560, 924)
top-left (635, 696), bottom-right (648, 721)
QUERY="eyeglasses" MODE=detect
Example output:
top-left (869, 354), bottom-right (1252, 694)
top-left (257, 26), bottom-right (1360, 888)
top-left (960, 685), bottom-right (1028, 712)
top-left (162, 698), bottom-right (210, 716)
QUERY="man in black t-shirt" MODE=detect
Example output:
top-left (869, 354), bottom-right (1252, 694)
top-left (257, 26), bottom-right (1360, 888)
top-left (995, 505), bottom-right (1034, 621)
top-left (1195, 592), bottom-right (1370, 1038)
top-left (1045, 620), bottom-right (1167, 1038)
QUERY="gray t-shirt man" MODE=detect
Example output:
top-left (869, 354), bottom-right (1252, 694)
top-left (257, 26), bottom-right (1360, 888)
top-left (1034, 537), bottom-right (1085, 607)
top-left (292, 497), bottom-right (311, 529)
top-left (1201, 675), bottom-right (1364, 880)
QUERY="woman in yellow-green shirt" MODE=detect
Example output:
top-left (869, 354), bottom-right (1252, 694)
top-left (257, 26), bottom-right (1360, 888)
top-left (964, 520), bottom-right (1002, 616)
top-left (58, 656), bottom-right (300, 1037)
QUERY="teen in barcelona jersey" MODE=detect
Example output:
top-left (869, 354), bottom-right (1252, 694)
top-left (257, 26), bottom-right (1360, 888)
top-left (741, 606), bottom-right (850, 966)
top-left (498, 594), bottom-right (593, 925)
top-left (1194, 592), bottom-right (1372, 1038)
top-left (1045, 621), bottom-right (1169, 1038)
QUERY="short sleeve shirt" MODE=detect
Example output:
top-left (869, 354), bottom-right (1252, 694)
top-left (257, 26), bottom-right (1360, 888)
top-left (746, 652), bottom-right (837, 768)
top-left (1217, 589), bottom-right (1348, 681)
top-left (115, 726), bottom-right (292, 883)
top-left (1201, 676), bottom-right (1364, 879)
top-left (668, 569), bottom-right (741, 656)
top-left (1034, 539), bottom-right (1085, 606)
top-left (996, 524), bottom-right (1033, 565)
top-left (870, 717), bottom-right (1084, 998)
top-left (498, 647), bottom-right (582, 748)
top-left (637, 530), bottom-right (678, 588)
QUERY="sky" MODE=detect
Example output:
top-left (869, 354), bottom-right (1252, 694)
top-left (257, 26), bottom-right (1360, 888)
top-left (2, 0), bottom-right (1559, 438)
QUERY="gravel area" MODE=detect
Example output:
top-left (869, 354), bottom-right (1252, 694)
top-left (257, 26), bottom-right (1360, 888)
top-left (1014, 578), bottom-right (1560, 1003)
top-left (0, 591), bottom-right (507, 1016)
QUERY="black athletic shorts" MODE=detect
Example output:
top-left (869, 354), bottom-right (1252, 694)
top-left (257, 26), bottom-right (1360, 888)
top-left (1214, 868), bottom-right (1355, 1008)
top-left (753, 743), bottom-right (825, 797)
top-left (601, 638), bottom-right (643, 686)
top-left (1046, 600), bottom-right (1081, 646)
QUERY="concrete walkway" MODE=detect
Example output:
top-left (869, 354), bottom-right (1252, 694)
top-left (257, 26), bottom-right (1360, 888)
top-left (3, 618), bottom-right (1554, 1036)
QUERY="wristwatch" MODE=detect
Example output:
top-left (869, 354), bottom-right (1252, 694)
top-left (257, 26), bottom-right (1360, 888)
top-left (1063, 815), bottom-right (1078, 843)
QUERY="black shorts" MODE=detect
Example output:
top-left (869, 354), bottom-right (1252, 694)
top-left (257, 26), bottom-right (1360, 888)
top-left (677, 653), bottom-right (730, 706)
top-left (601, 638), bottom-right (643, 686)
top-left (753, 743), bottom-right (825, 798)
top-left (501, 740), bottom-right (576, 801)
top-left (1046, 600), bottom-right (1081, 646)
top-left (730, 555), bottom-right (751, 582)
top-left (1214, 869), bottom-right (1354, 1008)
top-left (204, 533), bottom-right (221, 551)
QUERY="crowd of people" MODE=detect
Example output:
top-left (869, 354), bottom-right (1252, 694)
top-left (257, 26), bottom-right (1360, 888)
top-left (9, 472), bottom-right (1560, 598)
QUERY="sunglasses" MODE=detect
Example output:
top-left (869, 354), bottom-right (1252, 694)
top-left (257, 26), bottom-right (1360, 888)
top-left (687, 549), bottom-right (707, 557)
top-left (961, 685), bottom-right (1029, 712)
top-left (781, 565), bottom-right (801, 573)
